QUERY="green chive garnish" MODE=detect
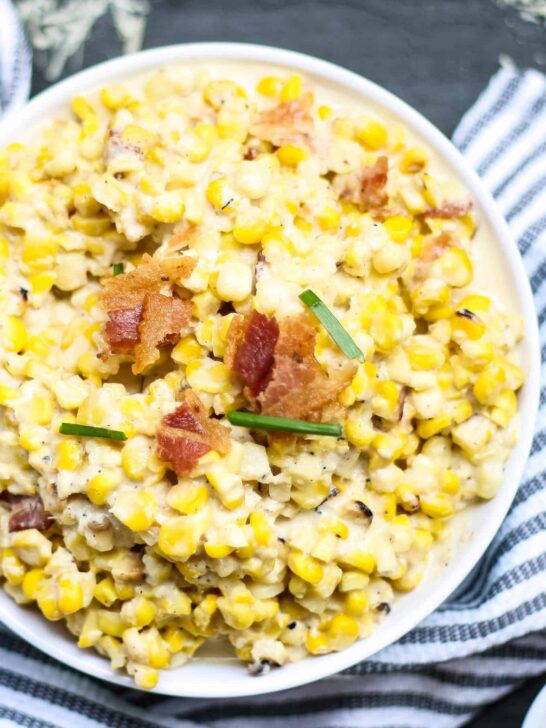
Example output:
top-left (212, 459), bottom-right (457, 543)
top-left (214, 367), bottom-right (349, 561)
top-left (227, 411), bottom-right (342, 438)
top-left (59, 423), bottom-right (127, 441)
top-left (113, 263), bottom-right (124, 276)
top-left (299, 289), bottom-right (364, 362)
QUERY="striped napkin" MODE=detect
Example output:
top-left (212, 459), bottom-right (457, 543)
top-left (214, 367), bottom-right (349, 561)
top-left (0, 23), bottom-right (546, 726)
top-left (0, 0), bottom-right (31, 117)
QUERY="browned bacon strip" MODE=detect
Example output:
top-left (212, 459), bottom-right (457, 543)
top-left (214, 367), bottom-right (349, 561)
top-left (156, 390), bottom-right (231, 475)
top-left (424, 201), bottom-right (472, 219)
top-left (133, 293), bottom-right (193, 374)
top-left (340, 156), bottom-right (389, 212)
top-left (249, 94), bottom-right (314, 148)
top-left (225, 311), bottom-right (279, 397)
top-left (104, 306), bottom-right (143, 354)
top-left (0, 494), bottom-right (53, 533)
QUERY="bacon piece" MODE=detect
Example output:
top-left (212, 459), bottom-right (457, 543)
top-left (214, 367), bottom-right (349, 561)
top-left (156, 390), bottom-right (231, 475)
top-left (226, 311), bottom-right (279, 397)
top-left (227, 312), bottom-right (355, 421)
top-left (167, 227), bottom-right (199, 252)
top-left (258, 314), bottom-right (356, 421)
top-left (341, 156), bottom-right (389, 212)
top-left (249, 94), bottom-right (314, 147)
top-left (424, 200), bottom-right (473, 219)
top-left (421, 231), bottom-right (457, 264)
top-left (104, 306), bottom-right (143, 354)
top-left (2, 494), bottom-right (53, 533)
top-left (99, 253), bottom-right (195, 311)
top-left (133, 293), bottom-right (193, 374)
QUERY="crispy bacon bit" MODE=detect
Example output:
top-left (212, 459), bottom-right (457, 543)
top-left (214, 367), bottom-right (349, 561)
top-left (156, 390), bottom-right (231, 475)
top-left (1, 494), bottom-right (52, 533)
top-left (249, 93), bottom-right (314, 148)
top-left (104, 306), bottom-right (143, 354)
top-left (421, 231), bottom-right (457, 263)
top-left (99, 253), bottom-right (195, 311)
top-left (167, 227), bottom-right (199, 252)
top-left (226, 311), bottom-right (279, 397)
top-left (424, 200), bottom-right (473, 219)
top-left (133, 293), bottom-right (193, 374)
top-left (341, 156), bottom-right (389, 212)
top-left (227, 312), bottom-right (355, 421)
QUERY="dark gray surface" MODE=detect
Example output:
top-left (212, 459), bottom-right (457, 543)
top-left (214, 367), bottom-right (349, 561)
top-left (26, 1), bottom-right (546, 725)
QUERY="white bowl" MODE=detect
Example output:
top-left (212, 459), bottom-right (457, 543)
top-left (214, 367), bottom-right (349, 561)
top-left (0, 43), bottom-right (540, 698)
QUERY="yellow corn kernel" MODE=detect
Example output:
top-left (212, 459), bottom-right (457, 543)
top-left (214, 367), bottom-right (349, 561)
top-left (372, 380), bottom-right (399, 417)
top-left (158, 517), bottom-right (200, 560)
top-left (206, 177), bottom-right (232, 210)
top-left (115, 582), bottom-right (135, 601)
top-left (288, 551), bottom-right (324, 585)
top-left (373, 432), bottom-right (406, 461)
top-left (167, 482), bottom-right (209, 515)
top-left (22, 568), bottom-right (45, 600)
top-left (405, 342), bottom-right (444, 370)
top-left (399, 147), bottom-right (428, 174)
top-left (57, 575), bottom-right (84, 615)
top-left (473, 364), bottom-right (507, 406)
top-left (71, 95), bottom-right (96, 122)
top-left (437, 248), bottom-right (473, 288)
top-left (2, 548), bottom-right (25, 585)
top-left (459, 295), bottom-right (491, 316)
top-left (339, 570), bottom-right (370, 592)
top-left (121, 439), bottom-right (149, 480)
top-left (150, 191), bottom-right (185, 224)
top-left (203, 79), bottom-right (246, 109)
top-left (339, 551), bottom-right (376, 574)
top-left (71, 214), bottom-right (112, 236)
top-left (417, 414), bottom-right (452, 439)
top-left (98, 610), bottom-right (126, 638)
top-left (133, 666), bottom-right (158, 690)
top-left (280, 74), bottom-right (302, 102)
top-left (356, 118), bottom-right (388, 149)
top-left (19, 426), bottom-right (45, 452)
top-left (249, 511), bottom-right (272, 546)
top-left (317, 205), bottom-right (341, 231)
top-left (113, 491), bottom-right (157, 532)
top-left (420, 493), bottom-right (455, 519)
top-left (452, 399), bottom-right (473, 424)
top-left (345, 418), bottom-right (374, 448)
top-left (94, 576), bottom-right (118, 607)
top-left (415, 528), bottom-right (434, 549)
top-left (22, 236), bottom-right (58, 270)
top-left (440, 470), bottom-right (461, 495)
top-left (490, 388), bottom-right (518, 427)
top-left (233, 218), bottom-right (266, 245)
top-left (172, 336), bottom-right (203, 365)
top-left (306, 631), bottom-right (329, 655)
top-left (57, 439), bottom-right (83, 471)
top-left (277, 145), bottom-right (309, 166)
top-left (345, 589), bottom-right (369, 616)
top-left (28, 272), bottom-right (56, 296)
top-left (4, 315), bottom-right (27, 353)
top-left (121, 123), bottom-right (158, 153)
top-left (0, 385), bottom-right (17, 405)
top-left (204, 543), bottom-right (234, 559)
top-left (257, 76), bottom-right (282, 97)
top-left (37, 586), bottom-right (62, 621)
top-left (100, 84), bottom-right (132, 109)
top-left (383, 215), bottom-right (412, 242)
top-left (318, 104), bottom-right (332, 120)
top-left (0, 237), bottom-right (8, 260)
top-left (452, 309), bottom-right (485, 340)
top-left (134, 597), bottom-right (156, 628)
top-left (87, 471), bottom-right (121, 506)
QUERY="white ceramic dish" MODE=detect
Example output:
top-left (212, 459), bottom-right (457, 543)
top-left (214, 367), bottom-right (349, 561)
top-left (523, 684), bottom-right (546, 728)
top-left (0, 43), bottom-right (540, 698)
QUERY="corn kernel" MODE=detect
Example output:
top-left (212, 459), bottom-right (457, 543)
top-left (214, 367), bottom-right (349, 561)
top-left (288, 551), bottom-right (324, 585)
top-left (4, 315), bottom-right (27, 352)
top-left (417, 414), bottom-right (452, 439)
top-left (277, 145), bottom-right (309, 166)
top-left (57, 575), bottom-right (84, 614)
top-left (257, 76), bottom-right (282, 97)
top-left (57, 439), bottom-right (83, 471)
top-left (420, 493), bottom-right (455, 519)
top-left (94, 577), bottom-right (118, 607)
top-left (345, 589), bottom-right (369, 616)
top-left (22, 568), bottom-right (45, 600)
top-left (167, 482), bottom-right (209, 515)
top-left (399, 147), bottom-right (428, 174)
top-left (357, 119), bottom-right (388, 149)
top-left (112, 491), bottom-right (157, 532)
top-left (87, 471), bottom-right (121, 505)
top-left (280, 74), bottom-right (302, 102)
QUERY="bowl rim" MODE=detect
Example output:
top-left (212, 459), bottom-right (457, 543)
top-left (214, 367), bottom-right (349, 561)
top-left (0, 41), bottom-right (540, 699)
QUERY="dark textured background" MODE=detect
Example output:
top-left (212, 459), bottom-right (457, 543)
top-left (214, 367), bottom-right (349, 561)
top-left (27, 0), bottom-right (546, 724)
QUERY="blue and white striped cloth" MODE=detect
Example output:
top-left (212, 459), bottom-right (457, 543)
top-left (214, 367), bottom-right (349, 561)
top-left (0, 0), bottom-right (30, 117)
top-left (0, 11), bottom-right (545, 724)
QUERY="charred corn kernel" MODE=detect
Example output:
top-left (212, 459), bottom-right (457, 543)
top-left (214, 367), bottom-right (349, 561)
top-left (345, 418), bottom-right (374, 448)
top-left (345, 589), bottom-right (369, 616)
top-left (28, 271), bottom-right (56, 295)
top-left (417, 414), bottom-right (452, 439)
top-left (167, 482), bottom-right (209, 515)
top-left (440, 470), bottom-right (461, 494)
top-left (437, 248), bottom-right (473, 287)
top-left (113, 491), bottom-right (157, 532)
top-left (87, 471), bottom-right (121, 505)
top-left (257, 76), bottom-right (282, 97)
top-left (57, 439), bottom-right (83, 471)
top-left (452, 309), bottom-right (485, 340)
top-left (277, 145), bottom-right (309, 166)
top-left (249, 511), bottom-right (272, 546)
top-left (204, 543), bottom-right (234, 558)
top-left (57, 575), bottom-right (84, 614)
top-left (206, 177), bottom-right (233, 210)
top-left (94, 576), bottom-right (118, 607)
top-left (420, 493), bottom-right (455, 519)
top-left (383, 215), bottom-right (412, 242)
top-left (98, 610), bottom-right (126, 638)
top-left (317, 205), bottom-right (341, 231)
top-left (150, 191), bottom-right (185, 223)
top-left (22, 568), bottom-right (45, 599)
top-left (172, 336), bottom-right (203, 365)
top-left (121, 439), bottom-right (149, 480)
top-left (399, 147), bottom-right (428, 173)
top-left (473, 364), bottom-right (506, 406)
top-left (339, 551), bottom-right (376, 574)
top-left (357, 119), bottom-right (388, 149)
top-left (288, 551), bottom-right (324, 585)
top-left (280, 74), bottom-right (302, 102)
top-left (4, 316), bottom-right (27, 352)
top-left (0, 385), bottom-right (17, 404)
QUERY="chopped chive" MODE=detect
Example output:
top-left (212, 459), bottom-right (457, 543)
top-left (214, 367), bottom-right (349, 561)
top-left (59, 423), bottom-right (127, 441)
top-left (113, 263), bottom-right (124, 276)
top-left (227, 411), bottom-right (342, 438)
top-left (299, 289), bottom-right (364, 362)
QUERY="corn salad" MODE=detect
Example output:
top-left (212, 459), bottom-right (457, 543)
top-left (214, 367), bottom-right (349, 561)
top-left (0, 63), bottom-right (524, 689)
